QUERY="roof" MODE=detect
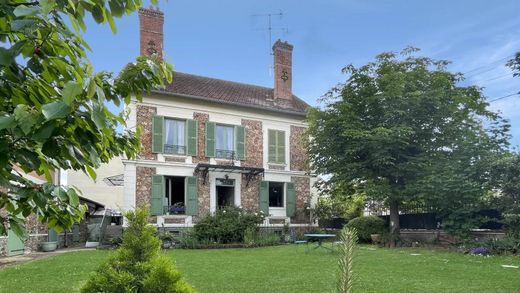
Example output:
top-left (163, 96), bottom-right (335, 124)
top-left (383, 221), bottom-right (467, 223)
top-left (153, 72), bottom-right (309, 116)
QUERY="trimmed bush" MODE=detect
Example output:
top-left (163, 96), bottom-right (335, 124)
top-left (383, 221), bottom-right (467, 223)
top-left (345, 216), bottom-right (386, 242)
top-left (193, 206), bottom-right (265, 244)
top-left (81, 208), bottom-right (193, 293)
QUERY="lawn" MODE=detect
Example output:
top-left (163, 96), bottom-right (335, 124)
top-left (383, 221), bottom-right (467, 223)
top-left (0, 245), bottom-right (519, 292)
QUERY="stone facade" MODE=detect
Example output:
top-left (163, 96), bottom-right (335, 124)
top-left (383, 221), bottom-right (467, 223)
top-left (136, 166), bottom-right (156, 209)
top-left (290, 125), bottom-right (308, 172)
top-left (240, 174), bottom-right (261, 211)
top-left (291, 176), bottom-right (311, 223)
top-left (241, 119), bottom-right (263, 168)
top-left (194, 172), bottom-right (211, 221)
top-left (136, 105), bottom-right (157, 160)
top-left (193, 112), bottom-right (210, 164)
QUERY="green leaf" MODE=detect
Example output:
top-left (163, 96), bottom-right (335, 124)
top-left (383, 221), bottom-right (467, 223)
top-left (32, 122), bottom-right (55, 142)
top-left (91, 102), bottom-right (106, 129)
top-left (40, 0), bottom-right (56, 15)
top-left (62, 81), bottom-right (82, 105)
top-left (13, 5), bottom-right (41, 17)
top-left (42, 101), bottom-right (71, 120)
top-left (0, 47), bottom-right (13, 66)
top-left (85, 165), bottom-right (97, 180)
top-left (11, 19), bottom-right (37, 31)
top-left (67, 188), bottom-right (80, 207)
top-left (0, 116), bottom-right (15, 130)
top-left (14, 105), bottom-right (36, 134)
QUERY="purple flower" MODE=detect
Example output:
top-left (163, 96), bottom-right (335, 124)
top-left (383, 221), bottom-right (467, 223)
top-left (470, 247), bottom-right (489, 255)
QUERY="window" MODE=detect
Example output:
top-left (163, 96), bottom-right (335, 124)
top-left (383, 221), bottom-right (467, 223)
top-left (268, 129), bottom-right (285, 164)
top-left (215, 124), bottom-right (234, 159)
top-left (164, 119), bottom-right (185, 155)
top-left (269, 182), bottom-right (284, 207)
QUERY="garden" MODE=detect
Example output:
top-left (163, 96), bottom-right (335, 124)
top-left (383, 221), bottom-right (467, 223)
top-left (1, 244), bottom-right (519, 292)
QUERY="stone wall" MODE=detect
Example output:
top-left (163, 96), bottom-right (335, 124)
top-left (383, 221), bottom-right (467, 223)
top-left (136, 166), bottom-right (156, 209)
top-left (241, 119), bottom-right (263, 168)
top-left (240, 175), bottom-right (261, 211)
top-left (290, 125), bottom-right (308, 172)
top-left (136, 105), bottom-right (157, 160)
top-left (291, 176), bottom-right (311, 223)
top-left (193, 112), bottom-right (209, 164)
top-left (195, 172), bottom-right (210, 219)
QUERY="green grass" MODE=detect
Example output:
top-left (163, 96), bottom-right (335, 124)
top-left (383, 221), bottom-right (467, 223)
top-left (0, 245), bottom-right (519, 292)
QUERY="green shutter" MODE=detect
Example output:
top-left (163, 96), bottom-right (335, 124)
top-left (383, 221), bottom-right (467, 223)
top-left (277, 130), bottom-right (285, 164)
top-left (152, 115), bottom-right (164, 153)
top-left (286, 182), bottom-right (296, 217)
top-left (7, 229), bottom-right (25, 256)
top-left (259, 181), bottom-right (269, 214)
top-left (205, 122), bottom-right (216, 157)
top-left (268, 130), bottom-right (277, 163)
top-left (48, 228), bottom-right (58, 242)
top-left (235, 125), bottom-right (245, 160)
top-left (185, 176), bottom-right (198, 215)
top-left (268, 130), bottom-right (285, 164)
top-left (151, 175), bottom-right (164, 215)
top-left (186, 119), bottom-right (198, 156)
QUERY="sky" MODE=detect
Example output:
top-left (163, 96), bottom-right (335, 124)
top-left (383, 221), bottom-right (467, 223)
top-left (82, 0), bottom-right (520, 146)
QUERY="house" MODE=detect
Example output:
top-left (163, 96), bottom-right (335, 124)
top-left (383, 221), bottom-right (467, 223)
top-left (122, 7), bottom-right (316, 227)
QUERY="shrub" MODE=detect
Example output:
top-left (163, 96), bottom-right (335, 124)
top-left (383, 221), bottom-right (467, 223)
top-left (81, 208), bottom-right (194, 293)
top-left (193, 206), bottom-right (265, 244)
top-left (484, 237), bottom-right (520, 255)
top-left (345, 216), bottom-right (386, 242)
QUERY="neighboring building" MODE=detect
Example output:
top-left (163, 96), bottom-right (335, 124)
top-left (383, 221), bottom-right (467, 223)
top-left (67, 157), bottom-right (125, 209)
top-left (122, 8), bottom-right (316, 227)
top-left (0, 168), bottom-right (100, 257)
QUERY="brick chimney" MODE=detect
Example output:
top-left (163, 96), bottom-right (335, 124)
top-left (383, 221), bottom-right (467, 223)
top-left (273, 40), bottom-right (293, 100)
top-left (139, 7), bottom-right (164, 60)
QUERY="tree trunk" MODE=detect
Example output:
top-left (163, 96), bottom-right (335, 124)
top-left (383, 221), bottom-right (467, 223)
top-left (388, 199), bottom-right (400, 248)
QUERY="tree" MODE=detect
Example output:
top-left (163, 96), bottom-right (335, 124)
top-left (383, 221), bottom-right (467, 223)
top-left (0, 0), bottom-right (172, 236)
top-left (489, 153), bottom-right (520, 238)
top-left (307, 48), bottom-right (509, 241)
top-left (81, 208), bottom-right (194, 292)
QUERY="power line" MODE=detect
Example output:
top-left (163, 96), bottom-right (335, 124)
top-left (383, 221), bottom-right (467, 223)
top-left (488, 92), bottom-right (520, 103)
top-left (463, 54), bottom-right (515, 76)
top-left (477, 73), bottom-right (513, 84)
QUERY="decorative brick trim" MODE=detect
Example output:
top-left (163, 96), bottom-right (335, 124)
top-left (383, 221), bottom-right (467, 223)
top-left (136, 105), bottom-right (157, 160)
top-left (193, 112), bottom-right (209, 163)
top-left (136, 166), bottom-right (156, 209)
top-left (241, 119), bottom-right (263, 168)
top-left (290, 125), bottom-right (308, 172)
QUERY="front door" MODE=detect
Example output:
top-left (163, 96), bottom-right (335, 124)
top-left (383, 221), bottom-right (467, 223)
top-left (216, 178), bottom-right (235, 209)
top-left (7, 229), bottom-right (24, 256)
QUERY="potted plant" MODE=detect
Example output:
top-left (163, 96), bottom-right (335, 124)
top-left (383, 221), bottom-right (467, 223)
top-left (41, 241), bottom-right (58, 252)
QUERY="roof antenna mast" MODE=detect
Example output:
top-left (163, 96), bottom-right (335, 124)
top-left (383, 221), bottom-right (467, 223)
top-left (252, 11), bottom-right (288, 74)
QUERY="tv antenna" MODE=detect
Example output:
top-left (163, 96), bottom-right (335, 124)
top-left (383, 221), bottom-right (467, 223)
top-left (252, 11), bottom-right (288, 56)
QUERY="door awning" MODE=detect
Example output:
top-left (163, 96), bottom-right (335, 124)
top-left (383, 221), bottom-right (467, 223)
top-left (194, 163), bottom-right (264, 186)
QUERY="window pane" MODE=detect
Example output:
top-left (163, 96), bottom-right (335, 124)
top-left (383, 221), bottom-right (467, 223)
top-left (269, 182), bottom-right (284, 207)
top-left (216, 125), bottom-right (234, 158)
top-left (164, 119), bottom-right (185, 154)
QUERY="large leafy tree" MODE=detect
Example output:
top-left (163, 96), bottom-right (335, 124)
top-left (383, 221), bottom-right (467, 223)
top-left (0, 0), bottom-right (172, 236)
top-left (307, 48), bottom-right (509, 240)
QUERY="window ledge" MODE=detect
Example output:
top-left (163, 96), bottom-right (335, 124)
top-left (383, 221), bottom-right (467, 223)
top-left (268, 162), bottom-right (286, 166)
top-left (163, 154), bottom-right (187, 158)
top-left (269, 207), bottom-right (285, 210)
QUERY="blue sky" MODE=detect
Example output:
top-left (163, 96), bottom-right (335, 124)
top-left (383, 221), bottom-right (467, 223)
top-left (82, 0), bottom-right (520, 146)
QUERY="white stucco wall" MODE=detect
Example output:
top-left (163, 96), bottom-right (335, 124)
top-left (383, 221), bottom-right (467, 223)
top-left (67, 157), bottom-right (125, 209)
